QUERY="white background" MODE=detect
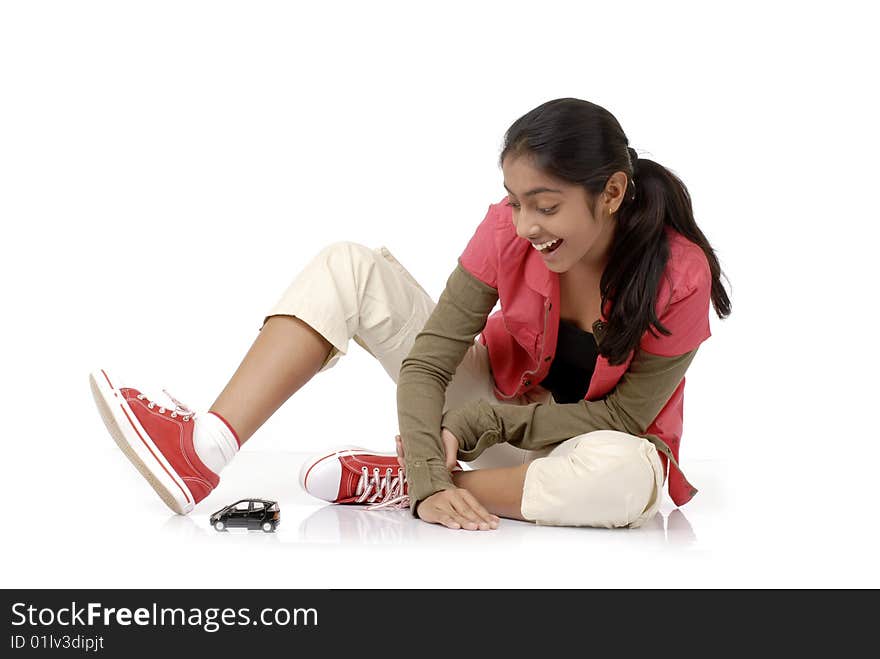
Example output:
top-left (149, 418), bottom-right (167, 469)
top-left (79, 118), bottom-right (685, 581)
top-left (1, 0), bottom-right (877, 588)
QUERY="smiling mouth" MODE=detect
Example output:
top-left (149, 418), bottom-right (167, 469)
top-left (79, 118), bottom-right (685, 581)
top-left (541, 239), bottom-right (563, 254)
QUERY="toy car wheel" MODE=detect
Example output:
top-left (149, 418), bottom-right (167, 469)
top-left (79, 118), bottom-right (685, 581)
top-left (214, 521), bottom-right (225, 531)
top-left (262, 522), bottom-right (274, 533)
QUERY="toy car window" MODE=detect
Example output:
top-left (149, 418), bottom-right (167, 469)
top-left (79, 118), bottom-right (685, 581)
top-left (252, 502), bottom-right (264, 511)
top-left (234, 502), bottom-right (250, 511)
top-left (267, 503), bottom-right (279, 512)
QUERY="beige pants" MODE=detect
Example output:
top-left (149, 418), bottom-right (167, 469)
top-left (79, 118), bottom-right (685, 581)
top-left (261, 242), bottom-right (664, 528)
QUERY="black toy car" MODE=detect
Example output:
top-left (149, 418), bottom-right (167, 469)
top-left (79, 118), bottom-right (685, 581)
top-left (210, 499), bottom-right (280, 533)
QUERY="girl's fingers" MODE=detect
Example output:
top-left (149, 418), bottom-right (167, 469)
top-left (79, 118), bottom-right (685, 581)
top-left (459, 490), bottom-right (500, 528)
top-left (448, 511), bottom-right (477, 531)
top-left (395, 435), bottom-right (405, 467)
top-left (442, 496), bottom-right (487, 531)
top-left (439, 515), bottom-right (461, 530)
top-left (427, 503), bottom-right (476, 531)
top-left (448, 497), bottom-right (484, 528)
top-left (441, 428), bottom-right (459, 469)
top-left (445, 506), bottom-right (478, 530)
top-left (418, 491), bottom-right (496, 531)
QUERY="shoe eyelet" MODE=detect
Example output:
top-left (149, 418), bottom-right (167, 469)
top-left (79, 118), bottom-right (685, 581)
top-left (183, 416), bottom-right (190, 422)
top-left (170, 412), bottom-right (177, 418)
top-left (137, 394), bottom-right (145, 400)
top-left (148, 402), bottom-right (155, 409)
top-left (158, 407), bottom-right (165, 414)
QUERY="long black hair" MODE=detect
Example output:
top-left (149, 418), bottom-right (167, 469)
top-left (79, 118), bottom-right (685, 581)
top-left (499, 97), bottom-right (732, 365)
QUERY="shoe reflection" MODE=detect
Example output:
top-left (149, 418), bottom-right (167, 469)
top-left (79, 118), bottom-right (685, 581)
top-left (664, 508), bottom-right (697, 545)
top-left (298, 504), bottom-right (416, 544)
top-left (632, 508), bottom-right (697, 545)
top-left (161, 514), bottom-right (210, 538)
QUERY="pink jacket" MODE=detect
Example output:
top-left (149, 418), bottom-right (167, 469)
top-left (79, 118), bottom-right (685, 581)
top-left (458, 196), bottom-right (713, 506)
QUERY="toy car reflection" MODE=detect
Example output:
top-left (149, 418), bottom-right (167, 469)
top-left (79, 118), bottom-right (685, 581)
top-left (210, 499), bottom-right (280, 532)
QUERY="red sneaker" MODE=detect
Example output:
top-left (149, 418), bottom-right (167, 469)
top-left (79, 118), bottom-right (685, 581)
top-left (89, 368), bottom-right (218, 514)
top-left (299, 447), bottom-right (410, 510)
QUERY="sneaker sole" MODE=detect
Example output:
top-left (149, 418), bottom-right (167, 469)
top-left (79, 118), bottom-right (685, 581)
top-left (299, 446), bottom-right (399, 501)
top-left (89, 368), bottom-right (195, 515)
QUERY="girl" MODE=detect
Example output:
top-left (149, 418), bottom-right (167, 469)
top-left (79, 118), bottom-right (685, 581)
top-left (89, 97), bottom-right (731, 532)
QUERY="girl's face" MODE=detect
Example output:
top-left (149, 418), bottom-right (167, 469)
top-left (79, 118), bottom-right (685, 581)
top-left (501, 153), bottom-right (626, 276)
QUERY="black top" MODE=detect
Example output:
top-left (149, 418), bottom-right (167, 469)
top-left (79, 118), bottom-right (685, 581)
top-left (537, 318), bottom-right (600, 404)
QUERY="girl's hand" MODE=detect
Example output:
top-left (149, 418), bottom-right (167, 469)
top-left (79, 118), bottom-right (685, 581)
top-left (416, 487), bottom-right (499, 530)
top-left (395, 432), bottom-right (497, 530)
top-left (395, 431), bottom-right (459, 470)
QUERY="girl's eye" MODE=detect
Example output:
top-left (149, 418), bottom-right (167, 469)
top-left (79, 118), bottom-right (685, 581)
top-left (505, 201), bottom-right (557, 214)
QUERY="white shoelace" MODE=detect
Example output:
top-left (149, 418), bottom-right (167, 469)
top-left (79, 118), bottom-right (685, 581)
top-left (135, 389), bottom-right (196, 421)
top-left (358, 466), bottom-right (410, 511)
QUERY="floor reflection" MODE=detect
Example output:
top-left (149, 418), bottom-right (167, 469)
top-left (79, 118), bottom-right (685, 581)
top-left (156, 500), bottom-right (697, 548)
top-left (297, 505), bottom-right (432, 545)
top-left (160, 514), bottom-right (281, 545)
top-left (296, 503), bottom-right (697, 546)
top-left (664, 508), bottom-right (698, 545)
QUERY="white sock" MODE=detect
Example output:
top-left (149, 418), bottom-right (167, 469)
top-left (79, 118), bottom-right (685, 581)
top-left (193, 411), bottom-right (240, 474)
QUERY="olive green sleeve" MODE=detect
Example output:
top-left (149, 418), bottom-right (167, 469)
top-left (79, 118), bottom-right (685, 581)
top-left (439, 346), bottom-right (699, 460)
top-left (396, 260), bottom-right (499, 516)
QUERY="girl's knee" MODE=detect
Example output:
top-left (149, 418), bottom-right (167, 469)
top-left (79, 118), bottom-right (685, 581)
top-left (521, 432), bottom-right (663, 528)
top-left (318, 241), bottom-right (376, 267)
top-left (304, 242), bottom-right (384, 294)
